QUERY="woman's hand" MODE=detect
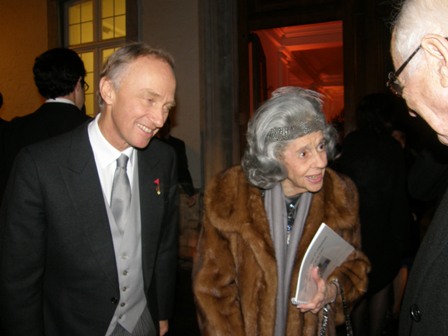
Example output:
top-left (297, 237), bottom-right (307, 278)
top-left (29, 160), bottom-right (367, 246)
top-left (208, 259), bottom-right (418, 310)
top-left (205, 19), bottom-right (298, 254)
top-left (296, 266), bottom-right (338, 314)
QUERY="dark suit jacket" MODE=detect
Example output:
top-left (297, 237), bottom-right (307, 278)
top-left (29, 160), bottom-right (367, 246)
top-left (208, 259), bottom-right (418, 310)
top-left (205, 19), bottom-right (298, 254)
top-left (399, 188), bottom-right (448, 335)
top-left (0, 122), bottom-right (179, 335)
top-left (0, 102), bottom-right (89, 205)
top-left (160, 135), bottom-right (195, 196)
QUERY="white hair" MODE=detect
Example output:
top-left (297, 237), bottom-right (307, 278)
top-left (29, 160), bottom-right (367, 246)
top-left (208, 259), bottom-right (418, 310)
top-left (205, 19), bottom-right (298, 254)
top-left (392, 0), bottom-right (448, 74)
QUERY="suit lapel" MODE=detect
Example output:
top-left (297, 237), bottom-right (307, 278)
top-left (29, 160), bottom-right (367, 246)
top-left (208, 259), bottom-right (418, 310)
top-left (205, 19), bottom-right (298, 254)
top-left (62, 124), bottom-right (119, 289)
top-left (60, 129), bottom-right (169, 292)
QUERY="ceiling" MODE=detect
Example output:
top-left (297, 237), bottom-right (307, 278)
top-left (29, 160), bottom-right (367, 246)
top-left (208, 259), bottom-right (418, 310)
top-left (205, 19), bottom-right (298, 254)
top-left (255, 21), bottom-right (344, 121)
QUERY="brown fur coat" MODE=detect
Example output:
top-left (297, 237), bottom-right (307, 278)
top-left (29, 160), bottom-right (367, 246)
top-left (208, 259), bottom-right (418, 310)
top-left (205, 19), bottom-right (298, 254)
top-left (193, 166), bottom-right (370, 335)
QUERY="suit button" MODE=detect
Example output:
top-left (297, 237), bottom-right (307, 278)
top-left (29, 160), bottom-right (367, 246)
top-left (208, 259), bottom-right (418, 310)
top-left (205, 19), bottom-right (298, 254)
top-left (410, 304), bottom-right (422, 322)
top-left (111, 297), bottom-right (119, 305)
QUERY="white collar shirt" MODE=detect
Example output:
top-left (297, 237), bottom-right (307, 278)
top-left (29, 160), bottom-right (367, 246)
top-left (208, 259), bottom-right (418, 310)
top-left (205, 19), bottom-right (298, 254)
top-left (87, 113), bottom-right (135, 205)
top-left (45, 97), bottom-right (76, 105)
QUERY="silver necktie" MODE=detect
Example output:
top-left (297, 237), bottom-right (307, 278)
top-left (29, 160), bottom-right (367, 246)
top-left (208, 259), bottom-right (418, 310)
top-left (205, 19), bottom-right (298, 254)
top-left (110, 154), bottom-right (131, 234)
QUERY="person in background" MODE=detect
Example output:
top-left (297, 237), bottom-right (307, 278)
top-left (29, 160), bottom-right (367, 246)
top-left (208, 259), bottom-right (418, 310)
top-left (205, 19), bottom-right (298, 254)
top-left (0, 48), bottom-right (90, 204)
top-left (0, 91), bottom-right (5, 144)
top-left (158, 115), bottom-right (197, 206)
top-left (389, 0), bottom-right (448, 334)
top-left (0, 42), bottom-right (179, 336)
top-left (389, 121), bottom-right (420, 324)
top-left (193, 86), bottom-right (370, 335)
top-left (0, 91), bottom-right (7, 202)
top-left (333, 93), bottom-right (412, 336)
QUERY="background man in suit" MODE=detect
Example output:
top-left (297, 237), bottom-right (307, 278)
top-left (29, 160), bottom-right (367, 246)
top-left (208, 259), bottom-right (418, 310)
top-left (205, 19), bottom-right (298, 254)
top-left (0, 43), bottom-right (179, 336)
top-left (158, 116), bottom-right (197, 206)
top-left (0, 47), bottom-right (89, 205)
top-left (389, 0), bottom-right (448, 334)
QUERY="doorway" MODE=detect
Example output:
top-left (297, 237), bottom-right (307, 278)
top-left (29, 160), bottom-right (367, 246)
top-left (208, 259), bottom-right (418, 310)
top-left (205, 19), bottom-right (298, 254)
top-left (250, 21), bottom-right (344, 123)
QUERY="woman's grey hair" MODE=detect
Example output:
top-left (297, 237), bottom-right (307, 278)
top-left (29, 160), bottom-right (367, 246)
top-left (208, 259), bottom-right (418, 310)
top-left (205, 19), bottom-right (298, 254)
top-left (241, 86), bottom-right (337, 190)
top-left (392, 0), bottom-right (448, 76)
top-left (98, 42), bottom-right (175, 110)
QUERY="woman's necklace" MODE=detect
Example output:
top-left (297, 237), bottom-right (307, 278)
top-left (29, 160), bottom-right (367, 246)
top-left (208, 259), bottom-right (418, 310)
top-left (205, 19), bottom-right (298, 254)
top-left (285, 195), bottom-right (301, 246)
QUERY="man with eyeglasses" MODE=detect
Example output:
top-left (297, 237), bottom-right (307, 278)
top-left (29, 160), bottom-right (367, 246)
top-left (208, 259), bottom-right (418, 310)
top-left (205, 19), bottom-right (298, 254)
top-left (0, 48), bottom-right (90, 205)
top-left (390, 1), bottom-right (448, 335)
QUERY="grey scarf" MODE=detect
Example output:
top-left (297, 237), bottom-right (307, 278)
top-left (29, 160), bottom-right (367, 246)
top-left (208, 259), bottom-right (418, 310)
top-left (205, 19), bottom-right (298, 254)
top-left (264, 183), bottom-right (312, 336)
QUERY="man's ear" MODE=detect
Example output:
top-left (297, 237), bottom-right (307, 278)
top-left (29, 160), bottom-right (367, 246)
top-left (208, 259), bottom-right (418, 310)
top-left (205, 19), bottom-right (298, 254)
top-left (75, 78), bottom-right (83, 92)
top-left (422, 34), bottom-right (448, 87)
top-left (99, 77), bottom-right (115, 104)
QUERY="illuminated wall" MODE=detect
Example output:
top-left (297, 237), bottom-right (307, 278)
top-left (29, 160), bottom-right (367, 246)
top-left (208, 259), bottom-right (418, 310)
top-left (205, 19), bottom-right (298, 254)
top-left (141, 0), bottom-right (201, 189)
top-left (0, 0), bottom-right (48, 121)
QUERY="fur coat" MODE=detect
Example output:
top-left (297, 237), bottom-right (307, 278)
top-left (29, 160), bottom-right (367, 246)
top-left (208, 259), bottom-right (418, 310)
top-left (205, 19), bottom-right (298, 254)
top-left (193, 166), bottom-right (370, 336)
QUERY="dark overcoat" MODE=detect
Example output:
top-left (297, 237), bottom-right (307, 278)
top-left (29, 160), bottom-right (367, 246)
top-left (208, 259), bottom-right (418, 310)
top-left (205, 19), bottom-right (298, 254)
top-left (399, 187), bottom-right (448, 335)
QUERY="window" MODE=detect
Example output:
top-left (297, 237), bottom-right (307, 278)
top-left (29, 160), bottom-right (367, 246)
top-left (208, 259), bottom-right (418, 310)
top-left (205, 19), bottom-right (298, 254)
top-left (65, 0), bottom-right (131, 117)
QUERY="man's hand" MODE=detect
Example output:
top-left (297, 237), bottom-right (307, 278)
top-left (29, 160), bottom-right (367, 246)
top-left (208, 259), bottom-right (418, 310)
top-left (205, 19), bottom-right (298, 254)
top-left (159, 320), bottom-right (169, 336)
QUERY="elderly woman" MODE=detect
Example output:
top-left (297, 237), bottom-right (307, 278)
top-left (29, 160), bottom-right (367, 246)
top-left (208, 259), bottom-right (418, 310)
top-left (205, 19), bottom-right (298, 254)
top-left (192, 87), bottom-right (370, 335)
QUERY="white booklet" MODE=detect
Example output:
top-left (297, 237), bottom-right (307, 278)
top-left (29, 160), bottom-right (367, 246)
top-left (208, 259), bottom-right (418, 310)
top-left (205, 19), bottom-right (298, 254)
top-left (290, 222), bottom-right (354, 305)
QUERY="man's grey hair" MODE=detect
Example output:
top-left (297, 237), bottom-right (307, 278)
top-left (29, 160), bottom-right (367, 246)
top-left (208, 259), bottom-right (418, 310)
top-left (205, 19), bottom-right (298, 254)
top-left (98, 42), bottom-right (175, 110)
top-left (392, 0), bottom-right (448, 76)
top-left (241, 86), bottom-right (337, 190)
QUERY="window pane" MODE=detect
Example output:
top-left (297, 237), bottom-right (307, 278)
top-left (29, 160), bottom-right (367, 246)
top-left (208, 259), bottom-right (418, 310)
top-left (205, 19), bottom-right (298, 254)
top-left (69, 25), bottom-right (81, 45)
top-left (81, 52), bottom-right (94, 73)
top-left (115, 0), bottom-right (126, 16)
top-left (102, 48), bottom-right (117, 65)
top-left (115, 15), bottom-right (126, 37)
top-left (81, 22), bottom-right (94, 43)
top-left (84, 91), bottom-right (95, 117)
top-left (66, 0), bottom-right (129, 114)
top-left (79, 52), bottom-right (94, 92)
top-left (81, 1), bottom-right (93, 22)
top-left (102, 0), bottom-right (113, 18)
top-left (79, 51), bottom-right (95, 117)
top-left (102, 18), bottom-right (114, 40)
top-left (100, 0), bottom-right (126, 40)
top-left (69, 4), bottom-right (80, 24)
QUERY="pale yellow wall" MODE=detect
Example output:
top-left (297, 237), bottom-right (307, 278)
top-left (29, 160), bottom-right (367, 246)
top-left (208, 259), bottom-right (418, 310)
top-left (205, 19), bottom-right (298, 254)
top-left (141, 0), bottom-right (202, 189)
top-left (0, 0), bottom-right (48, 121)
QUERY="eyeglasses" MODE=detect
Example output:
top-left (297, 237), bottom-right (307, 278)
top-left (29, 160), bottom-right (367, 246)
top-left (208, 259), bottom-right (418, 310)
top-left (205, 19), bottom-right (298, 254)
top-left (81, 79), bottom-right (89, 92)
top-left (387, 37), bottom-right (448, 97)
top-left (386, 45), bottom-right (421, 97)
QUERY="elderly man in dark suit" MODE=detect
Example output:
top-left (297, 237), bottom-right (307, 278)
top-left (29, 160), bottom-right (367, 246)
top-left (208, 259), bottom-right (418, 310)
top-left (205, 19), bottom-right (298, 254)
top-left (389, 0), bottom-right (448, 335)
top-left (0, 43), bottom-right (179, 336)
top-left (0, 48), bottom-right (90, 204)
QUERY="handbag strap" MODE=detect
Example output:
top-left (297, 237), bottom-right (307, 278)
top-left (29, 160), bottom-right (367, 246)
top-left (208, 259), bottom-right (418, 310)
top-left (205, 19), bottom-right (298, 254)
top-left (320, 280), bottom-right (353, 336)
